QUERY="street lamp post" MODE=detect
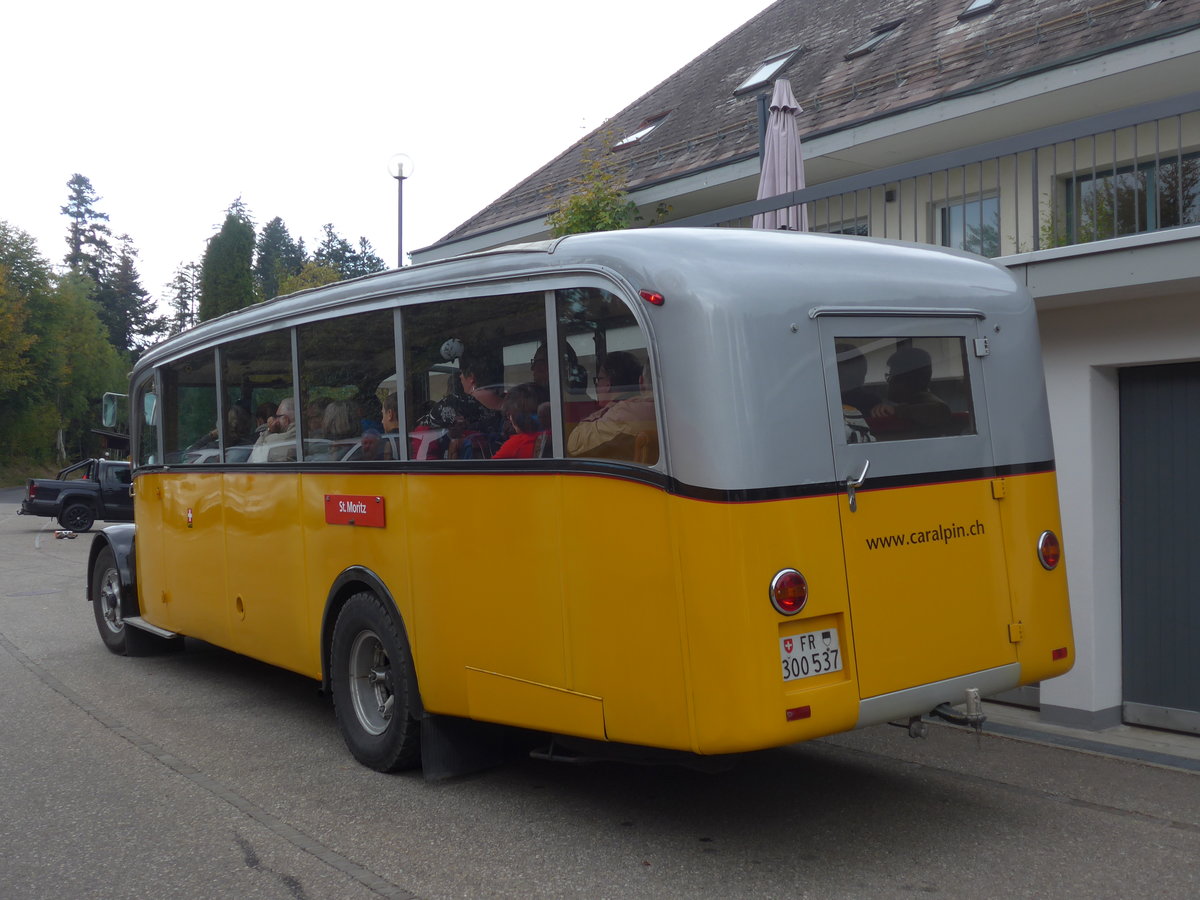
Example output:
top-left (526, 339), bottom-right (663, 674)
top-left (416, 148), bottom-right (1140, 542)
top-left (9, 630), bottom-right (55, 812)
top-left (387, 154), bottom-right (414, 268)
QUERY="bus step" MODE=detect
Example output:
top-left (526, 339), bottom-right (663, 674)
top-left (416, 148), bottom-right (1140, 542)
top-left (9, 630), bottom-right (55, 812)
top-left (123, 616), bottom-right (179, 639)
top-left (529, 740), bottom-right (589, 765)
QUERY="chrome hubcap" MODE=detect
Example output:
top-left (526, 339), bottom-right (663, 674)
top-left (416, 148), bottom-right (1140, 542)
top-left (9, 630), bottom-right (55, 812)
top-left (348, 630), bottom-right (392, 735)
top-left (99, 570), bottom-right (123, 634)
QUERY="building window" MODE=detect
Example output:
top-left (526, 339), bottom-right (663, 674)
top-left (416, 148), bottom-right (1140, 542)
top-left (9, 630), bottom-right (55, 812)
top-left (845, 21), bottom-right (903, 60)
top-left (959, 0), bottom-right (998, 19)
top-left (1064, 151), bottom-right (1200, 244)
top-left (614, 114), bottom-right (668, 149)
top-left (734, 48), bottom-right (799, 94)
top-left (938, 194), bottom-right (1000, 258)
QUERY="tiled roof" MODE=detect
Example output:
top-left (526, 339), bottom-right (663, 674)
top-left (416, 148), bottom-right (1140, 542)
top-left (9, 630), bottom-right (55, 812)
top-left (434, 0), bottom-right (1200, 247)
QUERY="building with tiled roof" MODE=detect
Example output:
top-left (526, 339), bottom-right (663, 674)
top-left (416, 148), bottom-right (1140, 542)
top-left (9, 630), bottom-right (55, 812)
top-left (416, 0), bottom-right (1200, 744)
top-left (418, 0), bottom-right (1198, 257)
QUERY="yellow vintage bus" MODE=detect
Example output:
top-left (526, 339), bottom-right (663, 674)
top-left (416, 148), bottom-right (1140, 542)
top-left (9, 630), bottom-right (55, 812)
top-left (88, 228), bottom-right (1073, 774)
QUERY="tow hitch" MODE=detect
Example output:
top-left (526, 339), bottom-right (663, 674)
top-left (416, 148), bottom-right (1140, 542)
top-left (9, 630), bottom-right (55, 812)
top-left (930, 687), bottom-right (987, 732)
top-left (895, 687), bottom-right (987, 739)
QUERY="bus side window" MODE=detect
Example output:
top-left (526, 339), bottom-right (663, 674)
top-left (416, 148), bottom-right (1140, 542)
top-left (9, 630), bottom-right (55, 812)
top-left (557, 288), bottom-right (658, 466)
top-left (401, 292), bottom-right (548, 461)
top-left (296, 310), bottom-right (397, 462)
top-left (134, 374), bottom-right (159, 466)
top-left (222, 331), bottom-right (296, 463)
top-left (160, 350), bottom-right (220, 465)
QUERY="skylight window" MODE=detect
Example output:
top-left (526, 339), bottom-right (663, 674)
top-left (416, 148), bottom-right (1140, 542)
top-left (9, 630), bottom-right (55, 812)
top-left (734, 47), bottom-right (800, 94)
top-left (959, 0), bottom-right (999, 18)
top-left (845, 20), bottom-right (903, 60)
top-left (614, 114), bottom-right (668, 149)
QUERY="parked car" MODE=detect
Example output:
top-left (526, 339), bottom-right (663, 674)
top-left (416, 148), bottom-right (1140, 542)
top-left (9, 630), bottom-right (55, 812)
top-left (18, 458), bottom-right (133, 532)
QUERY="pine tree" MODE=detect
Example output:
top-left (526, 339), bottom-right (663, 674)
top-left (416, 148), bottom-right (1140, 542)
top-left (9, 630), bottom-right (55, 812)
top-left (166, 262), bottom-right (201, 335)
top-left (254, 217), bottom-right (305, 300)
top-left (106, 237), bottom-right (166, 354)
top-left (199, 201), bottom-right (257, 321)
top-left (345, 237), bottom-right (387, 279)
top-left (61, 174), bottom-right (113, 283)
top-left (313, 223), bottom-right (355, 278)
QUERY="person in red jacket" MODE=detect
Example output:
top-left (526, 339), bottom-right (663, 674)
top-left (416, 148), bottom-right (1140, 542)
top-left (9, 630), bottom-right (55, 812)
top-left (493, 383), bottom-right (546, 459)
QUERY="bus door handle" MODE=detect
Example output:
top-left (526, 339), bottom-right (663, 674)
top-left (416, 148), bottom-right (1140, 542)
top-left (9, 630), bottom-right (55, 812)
top-left (846, 459), bottom-right (870, 513)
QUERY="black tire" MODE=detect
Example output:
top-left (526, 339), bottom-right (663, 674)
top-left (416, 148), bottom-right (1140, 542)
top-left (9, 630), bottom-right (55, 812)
top-left (60, 502), bottom-right (95, 532)
top-left (90, 546), bottom-right (177, 657)
top-left (91, 546), bottom-right (132, 654)
top-left (330, 591), bottom-right (421, 772)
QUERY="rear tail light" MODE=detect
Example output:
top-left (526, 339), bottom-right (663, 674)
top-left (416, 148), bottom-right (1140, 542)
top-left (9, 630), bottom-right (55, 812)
top-left (770, 569), bottom-right (808, 615)
top-left (639, 289), bottom-right (665, 306)
top-left (1037, 531), bottom-right (1061, 570)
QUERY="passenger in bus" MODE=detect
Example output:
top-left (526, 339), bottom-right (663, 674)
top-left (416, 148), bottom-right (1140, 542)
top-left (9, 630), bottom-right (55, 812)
top-left (382, 391), bottom-right (400, 435)
top-left (566, 350), bottom-right (656, 462)
top-left (532, 341), bottom-right (597, 431)
top-left (869, 347), bottom-right (952, 438)
top-left (836, 343), bottom-right (878, 444)
top-left (187, 404), bottom-right (255, 454)
top-left (373, 391), bottom-right (400, 460)
top-left (254, 402), bottom-right (275, 437)
top-left (304, 398), bottom-right (360, 460)
top-left (357, 428), bottom-right (388, 461)
top-left (322, 399), bottom-right (359, 441)
top-left (493, 383), bottom-right (547, 459)
top-left (304, 398), bottom-right (329, 439)
top-left (419, 355), bottom-right (505, 459)
top-left (249, 397), bottom-right (297, 462)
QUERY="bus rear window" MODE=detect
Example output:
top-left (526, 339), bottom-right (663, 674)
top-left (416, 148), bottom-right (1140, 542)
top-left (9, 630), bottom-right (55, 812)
top-left (836, 337), bottom-right (975, 442)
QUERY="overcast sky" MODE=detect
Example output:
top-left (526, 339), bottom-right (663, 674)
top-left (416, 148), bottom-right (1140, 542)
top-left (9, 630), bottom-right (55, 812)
top-left (3, 1), bottom-right (776, 301)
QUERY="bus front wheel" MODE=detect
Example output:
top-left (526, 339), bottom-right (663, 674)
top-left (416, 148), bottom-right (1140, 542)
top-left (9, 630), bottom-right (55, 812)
top-left (90, 546), bottom-right (174, 656)
top-left (330, 591), bottom-right (421, 772)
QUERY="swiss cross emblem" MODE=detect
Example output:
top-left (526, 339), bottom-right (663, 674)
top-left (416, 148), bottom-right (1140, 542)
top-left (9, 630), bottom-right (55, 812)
top-left (783, 638), bottom-right (793, 653)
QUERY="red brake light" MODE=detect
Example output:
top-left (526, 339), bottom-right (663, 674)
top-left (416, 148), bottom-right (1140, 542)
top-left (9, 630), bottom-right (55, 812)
top-left (1037, 531), bottom-right (1061, 570)
top-left (770, 569), bottom-right (808, 616)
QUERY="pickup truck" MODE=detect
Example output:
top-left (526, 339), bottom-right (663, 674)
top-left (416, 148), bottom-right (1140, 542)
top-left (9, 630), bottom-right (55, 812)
top-left (18, 458), bottom-right (133, 532)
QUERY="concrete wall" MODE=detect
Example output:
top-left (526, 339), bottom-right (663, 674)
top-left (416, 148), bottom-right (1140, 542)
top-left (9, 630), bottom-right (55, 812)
top-left (1035, 288), bottom-right (1200, 727)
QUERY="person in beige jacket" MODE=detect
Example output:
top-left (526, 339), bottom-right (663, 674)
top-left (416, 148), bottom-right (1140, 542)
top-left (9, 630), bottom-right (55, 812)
top-left (567, 350), bottom-right (656, 463)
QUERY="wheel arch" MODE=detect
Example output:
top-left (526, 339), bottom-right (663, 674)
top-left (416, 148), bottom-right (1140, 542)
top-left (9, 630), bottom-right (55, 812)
top-left (320, 566), bottom-right (423, 716)
top-left (58, 492), bottom-right (99, 516)
top-left (87, 524), bottom-right (140, 619)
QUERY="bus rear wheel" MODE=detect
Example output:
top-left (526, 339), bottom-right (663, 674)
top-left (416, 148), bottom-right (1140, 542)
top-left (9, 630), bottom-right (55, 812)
top-left (330, 591), bottom-right (421, 772)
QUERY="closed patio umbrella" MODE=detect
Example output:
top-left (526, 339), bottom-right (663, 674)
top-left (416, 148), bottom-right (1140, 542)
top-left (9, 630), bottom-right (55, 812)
top-left (752, 78), bottom-right (808, 231)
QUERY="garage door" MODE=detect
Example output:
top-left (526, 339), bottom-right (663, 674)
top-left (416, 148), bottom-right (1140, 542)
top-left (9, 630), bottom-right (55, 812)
top-left (1119, 362), bottom-right (1200, 735)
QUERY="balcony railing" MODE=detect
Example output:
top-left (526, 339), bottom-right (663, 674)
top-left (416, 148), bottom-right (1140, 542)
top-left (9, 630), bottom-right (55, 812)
top-left (666, 92), bottom-right (1200, 258)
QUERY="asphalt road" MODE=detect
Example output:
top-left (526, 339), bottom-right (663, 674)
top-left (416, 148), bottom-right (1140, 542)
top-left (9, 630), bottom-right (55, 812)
top-left (2, 490), bottom-right (1198, 899)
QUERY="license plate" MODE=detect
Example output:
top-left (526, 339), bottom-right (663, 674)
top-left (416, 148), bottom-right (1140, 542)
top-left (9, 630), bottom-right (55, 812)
top-left (780, 628), bottom-right (842, 682)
